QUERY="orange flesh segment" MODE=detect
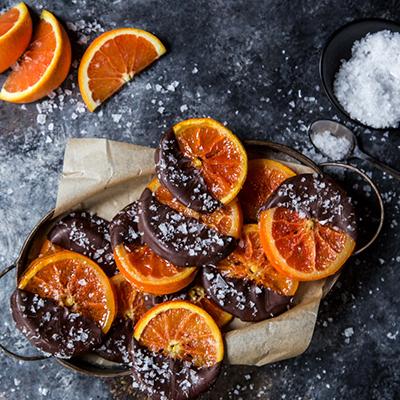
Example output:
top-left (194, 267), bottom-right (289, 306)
top-left (136, 303), bottom-right (222, 367)
top-left (175, 125), bottom-right (246, 201)
top-left (19, 252), bottom-right (114, 332)
top-left (4, 18), bottom-right (56, 92)
top-left (149, 178), bottom-right (242, 238)
top-left (111, 274), bottom-right (148, 321)
top-left (240, 159), bottom-right (296, 221)
top-left (218, 225), bottom-right (298, 296)
top-left (87, 34), bottom-right (158, 104)
top-left (0, 7), bottom-right (19, 36)
top-left (201, 200), bottom-right (242, 239)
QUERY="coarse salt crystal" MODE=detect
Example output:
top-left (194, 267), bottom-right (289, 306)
top-left (37, 114), bottom-right (46, 125)
top-left (112, 114), bottom-right (122, 123)
top-left (343, 327), bottom-right (354, 338)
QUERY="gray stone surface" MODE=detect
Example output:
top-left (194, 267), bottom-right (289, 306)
top-left (0, 0), bottom-right (399, 399)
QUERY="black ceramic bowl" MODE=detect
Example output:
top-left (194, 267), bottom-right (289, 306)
top-left (320, 18), bottom-right (400, 130)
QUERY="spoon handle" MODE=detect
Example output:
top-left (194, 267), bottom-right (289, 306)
top-left (355, 148), bottom-right (400, 180)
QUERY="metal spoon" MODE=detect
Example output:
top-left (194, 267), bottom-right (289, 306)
top-left (309, 119), bottom-right (400, 180)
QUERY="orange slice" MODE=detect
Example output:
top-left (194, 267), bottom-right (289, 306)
top-left (218, 224), bottom-right (298, 296)
top-left (110, 273), bottom-right (148, 321)
top-left (78, 28), bottom-right (166, 111)
top-left (187, 285), bottom-right (232, 327)
top-left (259, 207), bottom-right (356, 281)
top-left (0, 10), bottom-right (71, 103)
top-left (0, 2), bottom-right (32, 73)
top-left (114, 243), bottom-right (197, 295)
top-left (134, 300), bottom-right (224, 367)
top-left (239, 159), bottom-right (296, 221)
top-left (18, 250), bottom-right (116, 333)
top-left (148, 177), bottom-right (242, 238)
top-left (172, 118), bottom-right (248, 204)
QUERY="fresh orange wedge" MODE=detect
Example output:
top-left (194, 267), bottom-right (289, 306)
top-left (173, 118), bottom-right (248, 205)
top-left (259, 207), bottom-right (356, 281)
top-left (218, 224), bottom-right (298, 296)
top-left (78, 28), bottom-right (166, 111)
top-left (147, 177), bottom-right (242, 238)
top-left (134, 300), bottom-right (224, 367)
top-left (110, 273), bottom-right (148, 322)
top-left (114, 243), bottom-right (197, 295)
top-left (0, 2), bottom-right (32, 73)
top-left (0, 10), bottom-right (71, 103)
top-left (239, 159), bottom-right (296, 221)
top-left (18, 250), bottom-right (116, 333)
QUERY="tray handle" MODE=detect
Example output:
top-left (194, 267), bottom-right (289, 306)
top-left (0, 264), bottom-right (49, 362)
top-left (320, 162), bottom-right (384, 255)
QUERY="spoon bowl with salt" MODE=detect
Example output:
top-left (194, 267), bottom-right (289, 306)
top-left (309, 119), bottom-right (400, 180)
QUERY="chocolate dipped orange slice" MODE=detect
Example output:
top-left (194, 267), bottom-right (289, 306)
top-left (155, 118), bottom-right (247, 213)
top-left (258, 174), bottom-right (357, 281)
top-left (131, 300), bottom-right (223, 400)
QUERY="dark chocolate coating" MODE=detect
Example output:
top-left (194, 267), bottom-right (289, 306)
top-left (109, 201), bottom-right (143, 250)
top-left (201, 266), bottom-right (293, 322)
top-left (261, 173), bottom-right (357, 240)
top-left (155, 129), bottom-right (221, 213)
top-left (139, 188), bottom-right (237, 267)
top-left (95, 291), bottom-right (158, 364)
top-left (130, 339), bottom-right (221, 400)
top-left (11, 289), bottom-right (103, 358)
top-left (48, 211), bottom-right (116, 276)
top-left (95, 317), bottom-right (133, 363)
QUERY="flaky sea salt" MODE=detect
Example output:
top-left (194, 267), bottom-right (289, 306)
top-left (343, 327), bottom-right (354, 338)
top-left (37, 114), bottom-right (46, 125)
top-left (312, 130), bottom-right (352, 160)
top-left (334, 30), bottom-right (400, 128)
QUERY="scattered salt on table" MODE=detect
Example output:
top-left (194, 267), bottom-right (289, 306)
top-left (334, 30), bottom-right (400, 128)
top-left (312, 130), bottom-right (352, 160)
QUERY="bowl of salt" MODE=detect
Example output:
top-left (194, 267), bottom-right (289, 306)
top-left (320, 18), bottom-right (400, 130)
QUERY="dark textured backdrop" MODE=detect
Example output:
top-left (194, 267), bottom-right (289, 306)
top-left (0, 0), bottom-right (399, 399)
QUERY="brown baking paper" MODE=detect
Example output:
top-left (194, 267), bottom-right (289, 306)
top-left (54, 138), bottom-right (328, 366)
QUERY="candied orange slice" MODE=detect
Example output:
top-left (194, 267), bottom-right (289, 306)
top-left (218, 224), bottom-right (298, 296)
top-left (0, 10), bottom-right (71, 103)
top-left (239, 159), bottom-right (296, 221)
top-left (78, 28), bottom-right (166, 111)
top-left (134, 300), bottom-right (224, 367)
top-left (259, 207), bottom-right (356, 281)
top-left (18, 250), bottom-right (116, 333)
top-left (0, 2), bottom-right (32, 73)
top-left (172, 118), bottom-right (247, 205)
